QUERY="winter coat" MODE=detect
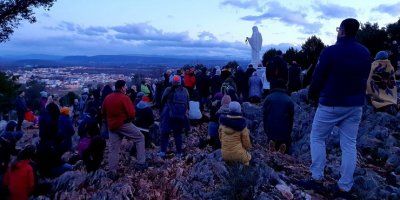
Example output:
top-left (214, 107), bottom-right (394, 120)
top-left (135, 101), bottom-right (154, 129)
top-left (266, 56), bottom-right (288, 90)
top-left (211, 75), bottom-right (223, 95)
top-left (309, 37), bottom-right (371, 107)
top-left (57, 115), bottom-right (75, 153)
top-left (366, 60), bottom-right (397, 109)
top-left (219, 114), bottom-right (252, 165)
top-left (288, 64), bottom-right (302, 93)
top-left (3, 160), bottom-right (35, 200)
top-left (249, 73), bottom-right (263, 98)
top-left (39, 111), bottom-right (58, 141)
top-left (160, 86), bottom-right (190, 133)
top-left (15, 96), bottom-right (27, 116)
top-left (210, 100), bottom-right (222, 122)
top-left (188, 101), bottom-right (202, 120)
top-left (196, 73), bottom-right (210, 98)
top-left (184, 73), bottom-right (196, 89)
top-left (235, 69), bottom-right (248, 95)
top-left (263, 89), bottom-right (294, 143)
top-left (102, 92), bottom-right (135, 131)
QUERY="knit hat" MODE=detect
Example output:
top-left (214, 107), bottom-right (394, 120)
top-left (142, 96), bottom-right (151, 102)
top-left (60, 107), bottom-right (70, 116)
top-left (221, 95), bottom-right (232, 106)
top-left (172, 75), bottom-right (181, 86)
top-left (375, 51), bottom-right (389, 60)
top-left (229, 101), bottom-right (242, 114)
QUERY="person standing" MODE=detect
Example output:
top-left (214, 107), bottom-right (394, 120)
top-left (266, 51), bottom-right (288, 90)
top-left (159, 75), bottom-right (190, 158)
top-left (15, 91), bottom-right (28, 131)
top-left (305, 18), bottom-right (371, 195)
top-left (102, 80), bottom-right (147, 171)
top-left (288, 61), bottom-right (302, 93)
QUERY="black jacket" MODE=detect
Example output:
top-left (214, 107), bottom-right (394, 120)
top-left (263, 89), bottom-right (294, 142)
top-left (288, 64), bottom-right (302, 93)
top-left (266, 56), bottom-right (288, 90)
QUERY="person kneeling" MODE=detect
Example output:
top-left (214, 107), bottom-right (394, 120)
top-left (263, 88), bottom-right (294, 154)
top-left (219, 102), bottom-right (252, 165)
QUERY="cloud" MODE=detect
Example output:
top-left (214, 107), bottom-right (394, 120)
top-left (373, 2), bottom-right (400, 16)
top-left (49, 21), bottom-right (109, 36)
top-left (313, 3), bottom-right (357, 19)
top-left (220, 0), bottom-right (263, 11)
top-left (198, 31), bottom-right (217, 41)
top-left (241, 2), bottom-right (322, 34)
top-left (112, 23), bottom-right (190, 42)
top-left (5, 20), bottom-right (296, 58)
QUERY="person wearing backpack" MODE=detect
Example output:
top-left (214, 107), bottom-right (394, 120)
top-left (159, 75), bottom-right (190, 158)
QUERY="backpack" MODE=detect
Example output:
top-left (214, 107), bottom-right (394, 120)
top-left (167, 87), bottom-right (188, 121)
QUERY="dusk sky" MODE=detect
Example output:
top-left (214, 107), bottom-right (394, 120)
top-left (1, 0), bottom-right (400, 59)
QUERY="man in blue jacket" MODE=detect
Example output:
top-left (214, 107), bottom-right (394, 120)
top-left (307, 18), bottom-right (371, 194)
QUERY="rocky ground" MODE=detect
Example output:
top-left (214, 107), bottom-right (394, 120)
top-left (17, 89), bottom-right (400, 200)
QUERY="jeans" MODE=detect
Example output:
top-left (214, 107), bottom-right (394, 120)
top-left (310, 105), bottom-right (362, 192)
top-left (160, 130), bottom-right (182, 154)
top-left (109, 123), bottom-right (146, 171)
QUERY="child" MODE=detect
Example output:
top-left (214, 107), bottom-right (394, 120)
top-left (219, 102), bottom-right (252, 165)
top-left (3, 145), bottom-right (36, 200)
top-left (263, 89), bottom-right (294, 154)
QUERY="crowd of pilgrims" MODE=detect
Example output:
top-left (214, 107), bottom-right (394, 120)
top-left (1, 21), bottom-right (400, 198)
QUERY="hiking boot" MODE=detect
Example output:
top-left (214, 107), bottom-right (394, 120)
top-left (134, 163), bottom-right (148, 171)
top-left (268, 140), bottom-right (276, 152)
top-left (297, 178), bottom-right (326, 193)
top-left (278, 144), bottom-right (287, 154)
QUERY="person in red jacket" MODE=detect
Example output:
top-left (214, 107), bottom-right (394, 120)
top-left (184, 68), bottom-right (196, 98)
top-left (3, 145), bottom-right (35, 200)
top-left (102, 80), bottom-right (147, 172)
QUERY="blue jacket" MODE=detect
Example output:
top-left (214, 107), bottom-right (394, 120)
top-left (309, 37), bottom-right (371, 107)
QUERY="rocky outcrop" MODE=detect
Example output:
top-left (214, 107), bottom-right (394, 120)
top-left (25, 88), bottom-right (400, 199)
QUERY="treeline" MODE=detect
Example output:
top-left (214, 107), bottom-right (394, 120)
top-left (262, 18), bottom-right (400, 69)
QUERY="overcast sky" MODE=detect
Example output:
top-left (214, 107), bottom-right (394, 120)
top-left (1, 0), bottom-right (400, 59)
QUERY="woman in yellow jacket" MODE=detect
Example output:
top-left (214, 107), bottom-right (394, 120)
top-left (219, 101), bottom-right (252, 165)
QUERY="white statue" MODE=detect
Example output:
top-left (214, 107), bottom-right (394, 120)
top-left (246, 26), bottom-right (263, 67)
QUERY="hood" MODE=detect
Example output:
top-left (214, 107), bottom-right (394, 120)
top-left (136, 101), bottom-right (151, 109)
top-left (220, 115), bottom-right (247, 133)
